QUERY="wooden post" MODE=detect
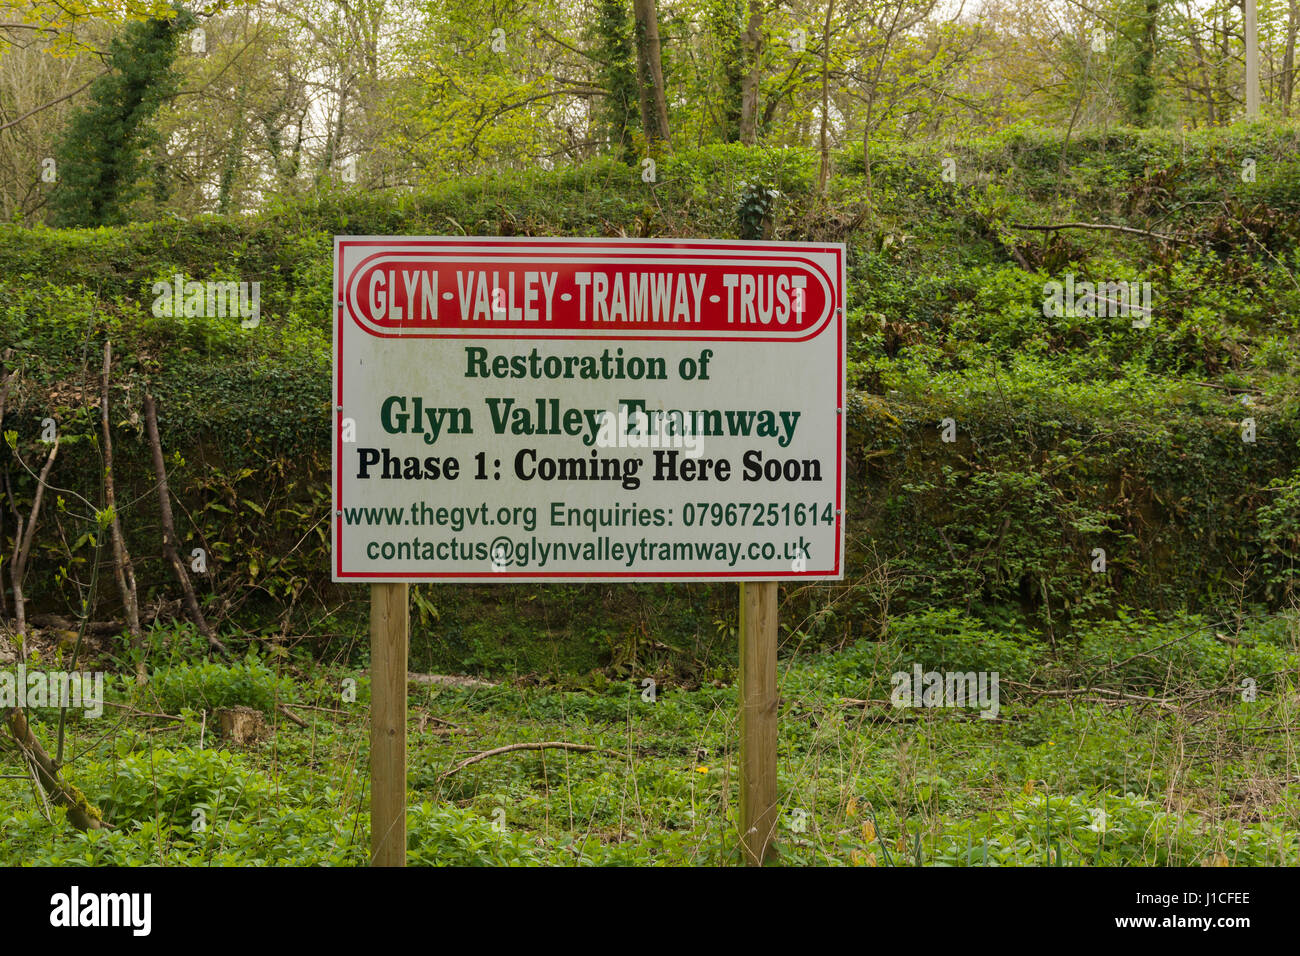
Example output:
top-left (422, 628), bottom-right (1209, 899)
top-left (370, 582), bottom-right (408, 866)
top-left (739, 580), bottom-right (779, 865)
top-left (1246, 0), bottom-right (1260, 118)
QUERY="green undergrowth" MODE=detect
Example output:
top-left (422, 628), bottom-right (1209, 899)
top-left (2, 612), bottom-right (1296, 866)
top-left (2, 125), bottom-right (1299, 675)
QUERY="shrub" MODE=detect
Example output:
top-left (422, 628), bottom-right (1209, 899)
top-left (146, 656), bottom-right (294, 714)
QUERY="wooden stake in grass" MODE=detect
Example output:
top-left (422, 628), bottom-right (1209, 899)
top-left (739, 580), bottom-right (778, 865)
top-left (370, 581), bottom-right (408, 867)
top-left (142, 392), bottom-right (229, 656)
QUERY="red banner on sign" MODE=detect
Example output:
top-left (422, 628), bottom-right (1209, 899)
top-left (338, 239), bottom-right (837, 341)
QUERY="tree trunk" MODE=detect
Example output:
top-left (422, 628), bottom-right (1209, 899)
top-left (4, 707), bottom-right (105, 831)
top-left (1189, 33), bottom-right (1217, 123)
top-left (142, 393), bottom-right (229, 656)
top-left (817, 0), bottom-right (836, 191)
top-left (217, 80), bottom-right (249, 214)
top-left (101, 342), bottom-right (143, 677)
top-left (1284, 0), bottom-right (1298, 115)
top-left (862, 95), bottom-right (873, 204)
top-left (632, 0), bottom-right (671, 150)
top-left (9, 438), bottom-right (58, 659)
top-left (0, 348), bottom-right (14, 620)
top-left (596, 0), bottom-right (641, 160)
top-left (738, 1), bottom-right (763, 145)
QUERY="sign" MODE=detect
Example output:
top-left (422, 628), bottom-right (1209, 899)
top-left (332, 237), bottom-right (845, 582)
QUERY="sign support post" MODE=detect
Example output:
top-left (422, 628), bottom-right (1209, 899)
top-left (369, 582), bottom-right (408, 866)
top-left (739, 580), bottom-right (779, 865)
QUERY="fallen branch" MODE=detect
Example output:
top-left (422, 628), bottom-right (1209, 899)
top-left (439, 741), bottom-right (616, 779)
top-left (1008, 221), bottom-right (1191, 244)
top-left (291, 702), bottom-right (351, 716)
top-left (840, 698), bottom-right (1012, 722)
top-left (1020, 686), bottom-right (1177, 706)
top-left (417, 712), bottom-right (462, 728)
top-left (1190, 381), bottom-right (1254, 394)
top-left (414, 709), bottom-right (464, 734)
top-left (999, 680), bottom-right (1186, 711)
top-left (28, 615), bottom-right (129, 635)
top-left (277, 703), bottom-right (309, 729)
top-left (407, 672), bottom-right (497, 690)
top-left (3, 707), bottom-right (105, 831)
top-left (101, 701), bottom-right (183, 721)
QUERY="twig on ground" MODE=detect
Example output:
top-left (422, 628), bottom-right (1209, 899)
top-left (277, 704), bottom-right (309, 728)
top-left (1008, 221), bottom-right (1191, 243)
top-left (440, 741), bottom-right (617, 779)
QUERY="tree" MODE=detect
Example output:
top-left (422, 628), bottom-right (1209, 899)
top-left (0, 0), bottom-right (197, 57)
top-left (380, 0), bottom-right (592, 184)
top-left (707, 0), bottom-right (746, 142)
top-left (48, 9), bottom-right (191, 226)
top-left (738, 0), bottom-right (763, 144)
top-left (1275, 0), bottom-right (1297, 114)
top-left (0, 36), bottom-right (99, 224)
top-left (1118, 0), bottom-right (1162, 126)
top-left (593, 0), bottom-right (641, 160)
top-left (633, 0), bottom-right (671, 149)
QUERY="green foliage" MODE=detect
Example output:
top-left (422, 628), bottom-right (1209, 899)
top-left (3, 739), bottom-right (363, 865)
top-left (590, 0), bottom-right (641, 163)
top-left (50, 10), bottom-right (192, 227)
top-left (146, 655), bottom-right (295, 714)
top-left (1073, 610), bottom-right (1298, 693)
top-left (932, 791), bottom-right (1247, 866)
top-left (378, 0), bottom-right (570, 185)
top-left (1, 125), bottom-right (1298, 662)
top-left (99, 746), bottom-right (270, 830)
top-left (1257, 469), bottom-right (1300, 602)
top-left (887, 608), bottom-right (1045, 679)
top-left (736, 181), bottom-right (779, 239)
top-left (406, 802), bottom-right (548, 865)
top-left (1115, 0), bottom-right (1164, 128)
top-left (2, 608), bottom-right (1298, 866)
top-left (662, 143), bottom-right (815, 209)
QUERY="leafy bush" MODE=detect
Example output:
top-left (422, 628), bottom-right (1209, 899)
top-left (929, 791), bottom-right (1256, 866)
top-left (1072, 610), bottom-right (1298, 692)
top-left (885, 608), bottom-right (1045, 679)
top-left (406, 802), bottom-right (548, 866)
top-left (146, 656), bottom-right (294, 714)
top-left (97, 746), bottom-right (271, 830)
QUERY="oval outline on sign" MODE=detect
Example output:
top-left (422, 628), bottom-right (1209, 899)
top-left (342, 250), bottom-right (836, 342)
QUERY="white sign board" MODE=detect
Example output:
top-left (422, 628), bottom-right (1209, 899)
top-left (332, 237), bottom-right (845, 582)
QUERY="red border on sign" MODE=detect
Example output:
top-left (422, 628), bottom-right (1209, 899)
top-left (332, 237), bottom-right (845, 581)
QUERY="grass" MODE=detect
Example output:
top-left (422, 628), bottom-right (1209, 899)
top-left (3, 609), bottom-right (1296, 866)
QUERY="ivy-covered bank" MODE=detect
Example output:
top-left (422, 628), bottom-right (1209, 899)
top-left (2, 124), bottom-right (1299, 674)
